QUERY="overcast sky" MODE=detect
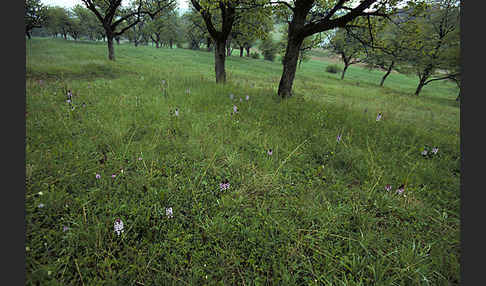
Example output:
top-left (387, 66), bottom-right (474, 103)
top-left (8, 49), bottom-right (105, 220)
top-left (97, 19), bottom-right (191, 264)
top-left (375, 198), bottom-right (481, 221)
top-left (41, 0), bottom-right (189, 12)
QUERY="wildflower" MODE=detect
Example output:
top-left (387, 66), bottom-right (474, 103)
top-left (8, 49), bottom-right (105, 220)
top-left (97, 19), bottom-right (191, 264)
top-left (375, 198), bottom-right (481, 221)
top-left (166, 207), bottom-right (173, 218)
top-left (114, 218), bottom-right (124, 236)
top-left (431, 147), bottom-right (439, 154)
top-left (220, 180), bottom-right (230, 191)
top-left (385, 184), bottom-right (392, 191)
top-left (240, 98), bottom-right (242, 102)
top-left (38, 203), bottom-right (45, 208)
top-left (62, 226), bottom-right (69, 232)
top-left (186, 88), bottom-right (190, 94)
top-left (175, 108), bottom-right (179, 117)
top-left (112, 174), bottom-right (116, 178)
top-left (396, 184), bottom-right (405, 195)
top-left (95, 173), bottom-right (101, 179)
top-left (66, 99), bottom-right (71, 104)
top-left (233, 105), bottom-right (238, 114)
top-left (138, 157), bottom-right (143, 161)
top-left (37, 191), bottom-right (43, 196)
top-left (267, 149), bottom-right (273, 156)
top-left (67, 90), bottom-right (73, 101)
top-left (120, 169), bottom-right (124, 174)
top-left (376, 112), bottom-right (382, 121)
top-left (246, 95), bottom-right (249, 101)
top-left (336, 134), bottom-right (342, 143)
top-left (162, 80), bottom-right (166, 85)
top-left (421, 149), bottom-right (428, 156)
top-left (229, 94), bottom-right (234, 100)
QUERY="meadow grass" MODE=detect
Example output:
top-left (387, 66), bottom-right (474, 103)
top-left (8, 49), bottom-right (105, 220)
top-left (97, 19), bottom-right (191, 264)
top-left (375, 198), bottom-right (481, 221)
top-left (26, 38), bottom-right (460, 285)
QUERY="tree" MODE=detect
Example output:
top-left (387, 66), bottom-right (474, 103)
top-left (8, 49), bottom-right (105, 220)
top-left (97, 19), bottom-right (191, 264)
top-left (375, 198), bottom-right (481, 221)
top-left (326, 28), bottom-right (365, 79)
top-left (148, 8), bottom-right (181, 48)
top-left (399, 0), bottom-right (460, 96)
top-left (72, 4), bottom-right (104, 40)
top-left (182, 8), bottom-right (210, 50)
top-left (66, 9), bottom-right (84, 40)
top-left (44, 6), bottom-right (71, 39)
top-left (232, 7), bottom-right (273, 57)
top-left (341, 5), bottom-right (427, 87)
top-left (190, 0), bottom-right (267, 83)
top-left (81, 0), bottom-right (176, 60)
top-left (25, 0), bottom-right (47, 39)
top-left (190, 0), bottom-right (237, 83)
top-left (273, 0), bottom-right (408, 98)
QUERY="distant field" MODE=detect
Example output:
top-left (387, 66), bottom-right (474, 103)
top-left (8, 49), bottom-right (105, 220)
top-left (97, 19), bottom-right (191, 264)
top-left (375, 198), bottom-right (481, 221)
top-left (26, 38), bottom-right (460, 285)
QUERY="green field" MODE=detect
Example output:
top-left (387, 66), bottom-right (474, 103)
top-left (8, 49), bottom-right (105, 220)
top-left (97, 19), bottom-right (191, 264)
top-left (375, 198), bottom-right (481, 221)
top-left (26, 38), bottom-right (460, 285)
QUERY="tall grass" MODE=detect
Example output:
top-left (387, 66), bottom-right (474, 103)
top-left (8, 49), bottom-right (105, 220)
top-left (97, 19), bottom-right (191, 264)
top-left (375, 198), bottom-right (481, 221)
top-left (26, 38), bottom-right (460, 285)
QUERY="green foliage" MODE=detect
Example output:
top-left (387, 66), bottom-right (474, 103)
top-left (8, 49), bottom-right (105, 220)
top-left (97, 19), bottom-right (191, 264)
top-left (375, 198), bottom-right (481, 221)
top-left (25, 0), bottom-right (48, 37)
top-left (393, 0), bottom-right (460, 94)
top-left (259, 38), bottom-right (278, 61)
top-left (44, 6), bottom-right (72, 38)
top-left (26, 38), bottom-right (460, 285)
top-left (325, 64), bottom-right (341, 74)
top-left (326, 28), bottom-right (364, 66)
top-left (181, 8), bottom-right (210, 50)
top-left (232, 5), bottom-right (274, 52)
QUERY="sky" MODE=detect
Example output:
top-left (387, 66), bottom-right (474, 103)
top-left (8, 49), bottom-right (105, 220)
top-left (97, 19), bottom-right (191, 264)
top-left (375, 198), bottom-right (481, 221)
top-left (41, 0), bottom-right (189, 12)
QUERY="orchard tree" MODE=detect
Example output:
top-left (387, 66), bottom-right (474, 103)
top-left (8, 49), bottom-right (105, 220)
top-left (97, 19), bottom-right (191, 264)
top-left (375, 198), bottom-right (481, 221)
top-left (25, 0), bottom-right (47, 39)
top-left (326, 28), bottom-right (365, 79)
top-left (147, 7), bottom-right (180, 48)
top-left (190, 0), bottom-right (237, 82)
top-left (232, 7), bottom-right (273, 57)
top-left (273, 0), bottom-right (411, 98)
top-left (81, 0), bottom-right (176, 60)
top-left (45, 6), bottom-right (71, 39)
top-left (182, 8), bottom-right (211, 50)
top-left (72, 4), bottom-right (104, 40)
top-left (342, 5), bottom-right (427, 87)
top-left (66, 9), bottom-right (83, 40)
top-left (190, 0), bottom-right (268, 83)
top-left (399, 0), bottom-right (460, 96)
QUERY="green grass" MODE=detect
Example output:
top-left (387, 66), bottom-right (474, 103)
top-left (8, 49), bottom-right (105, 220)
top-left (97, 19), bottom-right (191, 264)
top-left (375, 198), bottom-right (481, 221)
top-left (26, 38), bottom-right (460, 285)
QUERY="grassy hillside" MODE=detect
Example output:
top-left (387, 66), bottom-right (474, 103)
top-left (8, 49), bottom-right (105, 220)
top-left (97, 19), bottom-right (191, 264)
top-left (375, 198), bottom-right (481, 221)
top-left (26, 38), bottom-right (460, 285)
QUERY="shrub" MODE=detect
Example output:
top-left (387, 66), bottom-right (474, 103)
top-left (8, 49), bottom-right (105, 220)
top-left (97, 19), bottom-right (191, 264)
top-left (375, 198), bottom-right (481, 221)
top-left (259, 38), bottom-right (278, 62)
top-left (326, 64), bottom-right (341, 74)
top-left (250, 52), bottom-right (260, 59)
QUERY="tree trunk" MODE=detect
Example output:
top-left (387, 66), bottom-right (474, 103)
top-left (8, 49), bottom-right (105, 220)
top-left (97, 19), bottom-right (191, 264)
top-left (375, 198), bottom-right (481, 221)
top-left (26, 31), bottom-right (32, 39)
top-left (214, 40), bottom-right (227, 83)
top-left (380, 61), bottom-right (394, 87)
top-left (414, 77), bottom-right (427, 96)
top-left (116, 37), bottom-right (120, 45)
top-left (207, 37), bottom-right (212, 51)
top-left (226, 35), bottom-right (232, 56)
top-left (246, 46), bottom-right (250, 57)
top-left (277, 38), bottom-right (303, 98)
top-left (341, 63), bottom-right (349, 80)
top-left (239, 47), bottom-right (244, 57)
top-left (170, 39), bottom-right (173, 49)
top-left (107, 34), bottom-right (115, 61)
